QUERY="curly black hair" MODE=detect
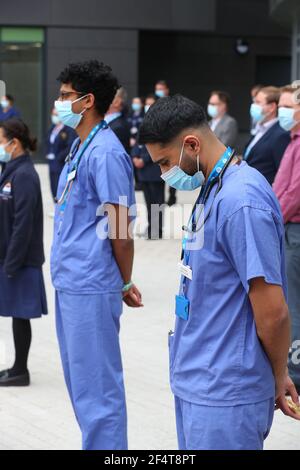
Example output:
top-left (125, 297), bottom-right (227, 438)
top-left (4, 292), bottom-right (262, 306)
top-left (57, 60), bottom-right (120, 116)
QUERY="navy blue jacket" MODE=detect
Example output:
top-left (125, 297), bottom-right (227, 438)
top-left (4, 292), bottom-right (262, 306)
top-left (45, 125), bottom-right (76, 173)
top-left (109, 116), bottom-right (131, 154)
top-left (127, 111), bottom-right (144, 139)
top-left (244, 122), bottom-right (290, 185)
top-left (131, 144), bottom-right (162, 182)
top-left (0, 155), bottom-right (45, 276)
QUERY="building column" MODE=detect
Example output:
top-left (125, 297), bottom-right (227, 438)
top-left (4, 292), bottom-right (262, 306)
top-left (292, 8), bottom-right (300, 81)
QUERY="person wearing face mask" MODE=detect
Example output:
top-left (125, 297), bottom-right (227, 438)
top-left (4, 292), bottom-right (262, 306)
top-left (273, 84), bottom-right (300, 395)
top-left (0, 118), bottom-right (47, 387)
top-left (127, 97), bottom-right (145, 191)
top-left (250, 84), bottom-right (264, 135)
top-left (128, 97), bottom-right (144, 149)
top-left (131, 94), bottom-right (164, 239)
top-left (155, 79), bottom-right (170, 100)
top-left (51, 60), bottom-right (142, 450)
top-left (139, 94), bottom-right (300, 450)
top-left (244, 86), bottom-right (290, 185)
top-left (0, 94), bottom-right (21, 122)
top-left (207, 91), bottom-right (238, 148)
top-left (45, 109), bottom-right (76, 203)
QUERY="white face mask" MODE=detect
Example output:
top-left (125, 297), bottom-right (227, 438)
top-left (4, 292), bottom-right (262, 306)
top-left (0, 140), bottom-right (13, 163)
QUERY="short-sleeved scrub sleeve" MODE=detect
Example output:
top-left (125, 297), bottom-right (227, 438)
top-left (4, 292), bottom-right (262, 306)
top-left (218, 205), bottom-right (283, 293)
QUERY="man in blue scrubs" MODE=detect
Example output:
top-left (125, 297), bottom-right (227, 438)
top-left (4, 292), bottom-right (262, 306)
top-left (139, 95), bottom-right (300, 450)
top-left (51, 60), bottom-right (143, 450)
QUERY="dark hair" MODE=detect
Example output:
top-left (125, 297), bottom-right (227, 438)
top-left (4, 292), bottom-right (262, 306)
top-left (156, 80), bottom-right (169, 88)
top-left (145, 93), bottom-right (157, 102)
top-left (210, 90), bottom-right (231, 108)
top-left (139, 94), bottom-right (208, 145)
top-left (5, 94), bottom-right (14, 103)
top-left (0, 118), bottom-right (37, 152)
top-left (57, 60), bottom-right (120, 116)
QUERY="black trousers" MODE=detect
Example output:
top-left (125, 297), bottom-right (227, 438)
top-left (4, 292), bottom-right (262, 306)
top-left (49, 170), bottom-right (61, 201)
top-left (142, 181), bottom-right (165, 239)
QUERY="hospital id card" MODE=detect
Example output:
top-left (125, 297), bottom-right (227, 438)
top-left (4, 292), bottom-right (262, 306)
top-left (178, 262), bottom-right (193, 280)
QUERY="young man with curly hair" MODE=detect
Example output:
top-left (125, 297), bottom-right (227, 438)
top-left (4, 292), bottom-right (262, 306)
top-left (51, 60), bottom-right (143, 450)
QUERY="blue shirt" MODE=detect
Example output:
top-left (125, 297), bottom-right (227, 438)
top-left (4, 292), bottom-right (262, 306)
top-left (170, 161), bottom-right (287, 406)
top-left (0, 106), bottom-right (20, 121)
top-left (51, 126), bottom-right (135, 294)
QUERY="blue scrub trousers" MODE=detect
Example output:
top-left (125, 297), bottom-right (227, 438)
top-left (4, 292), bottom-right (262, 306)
top-left (55, 290), bottom-right (128, 450)
top-left (175, 396), bottom-right (274, 450)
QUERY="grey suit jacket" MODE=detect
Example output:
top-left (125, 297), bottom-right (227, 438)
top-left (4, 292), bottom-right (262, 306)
top-left (210, 113), bottom-right (238, 147)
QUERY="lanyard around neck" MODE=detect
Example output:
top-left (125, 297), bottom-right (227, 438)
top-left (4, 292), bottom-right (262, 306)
top-left (56, 120), bottom-right (107, 208)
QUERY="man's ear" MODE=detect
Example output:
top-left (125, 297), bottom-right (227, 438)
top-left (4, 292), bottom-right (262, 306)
top-left (184, 135), bottom-right (201, 154)
top-left (85, 93), bottom-right (95, 109)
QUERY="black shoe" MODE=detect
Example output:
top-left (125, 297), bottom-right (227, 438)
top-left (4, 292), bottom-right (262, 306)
top-left (0, 369), bottom-right (30, 387)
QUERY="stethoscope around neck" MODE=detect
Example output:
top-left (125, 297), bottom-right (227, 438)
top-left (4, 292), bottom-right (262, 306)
top-left (182, 149), bottom-right (236, 234)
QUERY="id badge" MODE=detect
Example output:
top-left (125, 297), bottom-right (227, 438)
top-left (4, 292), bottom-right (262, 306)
top-left (178, 262), bottom-right (193, 280)
top-left (175, 295), bottom-right (190, 321)
top-left (67, 169), bottom-right (77, 182)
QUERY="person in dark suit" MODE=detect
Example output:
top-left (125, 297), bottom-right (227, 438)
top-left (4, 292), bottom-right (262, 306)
top-left (45, 109), bottom-right (76, 201)
top-left (132, 143), bottom-right (165, 239)
top-left (154, 80), bottom-right (177, 207)
top-left (105, 87), bottom-right (131, 153)
top-left (0, 118), bottom-right (47, 387)
top-left (244, 86), bottom-right (291, 185)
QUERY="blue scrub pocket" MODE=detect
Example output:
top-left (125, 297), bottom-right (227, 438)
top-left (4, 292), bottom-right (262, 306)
top-left (175, 295), bottom-right (190, 321)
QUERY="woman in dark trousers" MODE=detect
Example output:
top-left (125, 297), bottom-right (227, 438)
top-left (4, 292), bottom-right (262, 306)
top-left (0, 118), bottom-right (47, 386)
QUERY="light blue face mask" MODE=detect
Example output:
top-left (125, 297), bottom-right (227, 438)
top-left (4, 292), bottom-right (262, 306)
top-left (144, 105), bottom-right (151, 113)
top-left (51, 114), bottom-right (61, 126)
top-left (1, 100), bottom-right (9, 109)
top-left (0, 140), bottom-right (13, 163)
top-left (54, 94), bottom-right (88, 129)
top-left (207, 104), bottom-right (219, 119)
top-left (132, 103), bottom-right (141, 112)
top-left (250, 103), bottom-right (266, 123)
top-left (278, 107), bottom-right (299, 131)
top-left (161, 142), bottom-right (205, 191)
top-left (155, 90), bottom-right (165, 98)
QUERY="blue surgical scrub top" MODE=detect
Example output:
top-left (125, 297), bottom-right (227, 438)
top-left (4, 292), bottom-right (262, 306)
top-left (170, 161), bottom-right (287, 406)
top-left (51, 126), bottom-right (135, 294)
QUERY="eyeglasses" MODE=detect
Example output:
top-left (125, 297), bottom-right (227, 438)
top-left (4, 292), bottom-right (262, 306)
top-left (58, 91), bottom-right (88, 101)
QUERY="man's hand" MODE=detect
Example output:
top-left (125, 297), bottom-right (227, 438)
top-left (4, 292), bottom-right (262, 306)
top-left (275, 372), bottom-right (300, 421)
top-left (123, 284), bottom-right (143, 308)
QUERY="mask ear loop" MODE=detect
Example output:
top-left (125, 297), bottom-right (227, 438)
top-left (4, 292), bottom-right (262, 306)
top-left (72, 94), bottom-right (89, 117)
top-left (196, 154), bottom-right (200, 173)
top-left (178, 141), bottom-right (185, 168)
top-left (5, 139), bottom-right (15, 158)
